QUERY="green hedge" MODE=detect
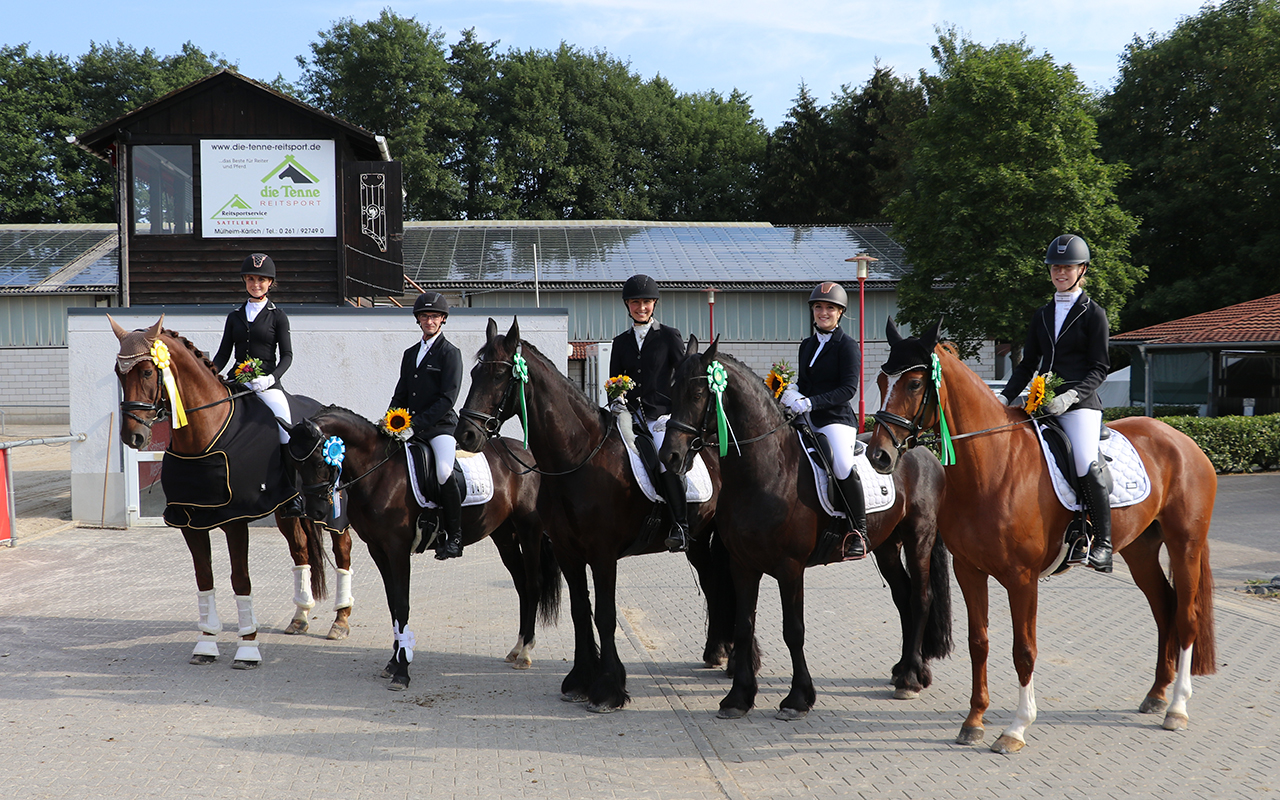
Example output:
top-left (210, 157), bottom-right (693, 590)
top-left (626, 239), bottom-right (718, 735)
top-left (1103, 405), bottom-right (1199, 421)
top-left (1154, 414), bottom-right (1280, 474)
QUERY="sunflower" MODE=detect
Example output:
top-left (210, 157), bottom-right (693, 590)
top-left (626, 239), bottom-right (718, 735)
top-left (764, 360), bottom-right (796, 399)
top-left (381, 408), bottom-right (413, 438)
top-left (232, 357), bottom-right (264, 384)
top-left (1025, 374), bottom-right (1047, 414)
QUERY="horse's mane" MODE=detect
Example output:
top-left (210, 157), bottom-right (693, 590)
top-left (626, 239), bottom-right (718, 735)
top-left (705, 350), bottom-right (787, 420)
top-left (161, 328), bottom-right (220, 377)
top-left (478, 336), bottom-right (598, 410)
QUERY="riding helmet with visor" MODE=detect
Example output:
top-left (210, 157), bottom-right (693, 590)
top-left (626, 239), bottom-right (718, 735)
top-left (1045, 235), bottom-right (1091, 266)
top-left (412, 291), bottom-right (450, 318)
top-left (622, 274), bottom-right (660, 302)
top-left (241, 253), bottom-right (277, 280)
top-left (808, 281), bottom-right (849, 309)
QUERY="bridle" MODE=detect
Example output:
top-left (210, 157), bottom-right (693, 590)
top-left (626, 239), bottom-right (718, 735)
top-left (292, 418), bottom-right (393, 510)
top-left (664, 366), bottom-right (794, 474)
top-left (871, 364), bottom-right (937, 457)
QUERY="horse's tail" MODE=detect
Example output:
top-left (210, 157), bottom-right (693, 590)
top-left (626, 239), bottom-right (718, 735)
top-left (921, 535), bottom-right (954, 662)
top-left (536, 534), bottom-right (563, 626)
top-left (305, 519), bottom-right (329, 600)
top-left (1189, 548), bottom-right (1217, 675)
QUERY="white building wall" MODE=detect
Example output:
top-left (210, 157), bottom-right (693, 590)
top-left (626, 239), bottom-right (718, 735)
top-left (0, 347), bottom-right (70, 424)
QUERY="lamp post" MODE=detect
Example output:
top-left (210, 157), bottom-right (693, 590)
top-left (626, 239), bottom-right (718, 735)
top-left (702, 287), bottom-right (717, 342)
top-left (845, 254), bottom-right (877, 430)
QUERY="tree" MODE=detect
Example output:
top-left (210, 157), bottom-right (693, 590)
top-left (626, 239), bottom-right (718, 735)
top-left (446, 28), bottom-right (505, 219)
top-left (1099, 0), bottom-right (1280, 330)
top-left (759, 84), bottom-right (839, 222)
top-left (0, 45), bottom-right (83, 223)
top-left (887, 30), bottom-right (1141, 358)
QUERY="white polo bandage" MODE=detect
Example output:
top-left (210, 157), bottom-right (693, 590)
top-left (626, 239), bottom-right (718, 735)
top-left (235, 594), bottom-right (258, 637)
top-left (292, 565), bottom-right (316, 610)
top-left (394, 621), bottom-right (415, 663)
top-left (334, 568), bottom-right (354, 611)
top-left (196, 589), bottom-right (220, 635)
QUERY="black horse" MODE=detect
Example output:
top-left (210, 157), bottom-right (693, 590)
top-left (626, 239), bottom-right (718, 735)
top-left (659, 338), bottom-right (953, 719)
top-left (455, 319), bottom-right (737, 713)
top-left (289, 406), bottom-right (560, 689)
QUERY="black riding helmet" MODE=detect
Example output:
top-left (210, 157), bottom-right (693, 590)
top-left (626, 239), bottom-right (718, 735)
top-left (1045, 235), bottom-right (1091, 265)
top-left (808, 281), bottom-right (849, 309)
top-left (622, 274), bottom-right (660, 302)
top-left (241, 253), bottom-right (276, 280)
top-left (412, 291), bottom-right (449, 317)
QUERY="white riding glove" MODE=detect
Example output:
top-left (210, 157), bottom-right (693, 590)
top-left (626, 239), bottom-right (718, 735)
top-left (779, 385), bottom-right (801, 408)
top-left (780, 387), bottom-right (812, 414)
top-left (247, 374), bottom-right (276, 392)
top-left (651, 415), bottom-right (668, 433)
top-left (607, 397), bottom-right (626, 416)
top-left (998, 394), bottom-right (1026, 409)
top-left (1044, 389), bottom-right (1079, 416)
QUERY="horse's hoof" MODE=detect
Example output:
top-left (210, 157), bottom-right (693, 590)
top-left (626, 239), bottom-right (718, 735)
top-left (388, 676), bottom-right (410, 692)
top-left (504, 652), bottom-right (518, 663)
top-left (231, 659), bottom-right (260, 671)
top-left (283, 618), bottom-right (308, 635)
top-left (893, 687), bottom-right (921, 701)
top-left (775, 707), bottom-right (809, 721)
top-left (716, 707), bottom-right (749, 720)
top-left (512, 658), bottom-right (532, 670)
top-left (326, 623), bottom-right (350, 641)
top-left (990, 734), bottom-right (1025, 754)
top-left (703, 659), bottom-right (724, 669)
top-left (1139, 696), bottom-right (1169, 715)
top-left (1162, 712), bottom-right (1189, 731)
top-left (587, 701), bottom-right (621, 714)
top-left (560, 691), bottom-right (589, 704)
top-left (955, 726), bottom-right (985, 746)
top-left (189, 654), bottom-right (217, 666)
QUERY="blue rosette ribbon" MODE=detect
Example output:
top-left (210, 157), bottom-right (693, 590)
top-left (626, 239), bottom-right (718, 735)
top-left (321, 436), bottom-right (346, 467)
top-left (706, 361), bottom-right (729, 457)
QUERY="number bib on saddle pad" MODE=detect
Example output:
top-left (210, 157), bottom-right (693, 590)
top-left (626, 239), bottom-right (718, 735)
top-left (797, 433), bottom-right (896, 518)
top-left (160, 393), bottom-right (297, 530)
top-left (1032, 422), bottom-right (1151, 511)
top-left (405, 445), bottom-right (495, 508)
top-left (617, 416), bottom-right (714, 504)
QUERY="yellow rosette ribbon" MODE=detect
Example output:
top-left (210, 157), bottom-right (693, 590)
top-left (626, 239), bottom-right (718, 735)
top-left (149, 339), bottom-right (188, 429)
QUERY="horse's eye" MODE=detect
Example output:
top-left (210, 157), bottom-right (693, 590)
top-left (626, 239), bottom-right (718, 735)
top-left (142, 369), bottom-right (154, 378)
top-left (907, 378), bottom-right (923, 391)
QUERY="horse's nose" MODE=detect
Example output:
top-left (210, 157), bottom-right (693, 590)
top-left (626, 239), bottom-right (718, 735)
top-left (662, 450), bottom-right (684, 475)
top-left (868, 446), bottom-right (893, 474)
top-left (126, 431), bottom-right (146, 450)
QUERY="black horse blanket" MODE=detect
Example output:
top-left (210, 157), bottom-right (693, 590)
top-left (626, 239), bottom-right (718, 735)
top-left (161, 390), bottom-right (319, 530)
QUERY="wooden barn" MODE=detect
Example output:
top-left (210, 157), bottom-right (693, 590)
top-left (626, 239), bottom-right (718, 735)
top-left (73, 69), bottom-right (402, 306)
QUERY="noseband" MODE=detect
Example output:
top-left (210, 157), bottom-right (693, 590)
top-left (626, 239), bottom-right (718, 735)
top-left (458, 354), bottom-right (522, 443)
top-left (664, 377), bottom-right (720, 474)
top-left (117, 355), bottom-right (171, 429)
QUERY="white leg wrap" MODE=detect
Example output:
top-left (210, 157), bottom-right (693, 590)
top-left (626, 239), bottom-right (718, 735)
top-left (394, 621), bottom-right (415, 663)
top-left (1168, 645), bottom-right (1194, 719)
top-left (196, 589), bottom-right (220, 635)
top-left (192, 638), bottom-right (219, 658)
top-left (1002, 675), bottom-right (1038, 745)
top-left (234, 642), bottom-right (262, 663)
top-left (235, 594), bottom-right (258, 637)
top-left (334, 568), bottom-right (354, 611)
top-left (292, 565), bottom-right (316, 611)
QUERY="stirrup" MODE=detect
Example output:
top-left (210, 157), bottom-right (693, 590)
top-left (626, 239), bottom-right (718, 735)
top-left (664, 525), bottom-right (689, 553)
top-left (839, 530), bottom-right (867, 561)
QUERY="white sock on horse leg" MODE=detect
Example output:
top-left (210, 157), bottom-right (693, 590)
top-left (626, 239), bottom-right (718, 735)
top-left (196, 589), bottom-right (219, 635)
top-left (334, 568), bottom-right (354, 611)
top-left (1003, 675), bottom-right (1038, 744)
top-left (1168, 645), bottom-right (1194, 719)
top-left (292, 565), bottom-right (316, 611)
top-left (235, 594), bottom-right (258, 637)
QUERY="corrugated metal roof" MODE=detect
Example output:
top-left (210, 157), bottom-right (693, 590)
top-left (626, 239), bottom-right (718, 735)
top-left (1113, 293), bottom-right (1280, 345)
top-left (0, 225), bottom-right (118, 294)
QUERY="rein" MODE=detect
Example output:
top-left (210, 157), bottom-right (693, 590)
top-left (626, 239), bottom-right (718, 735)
top-left (117, 340), bottom-right (249, 429)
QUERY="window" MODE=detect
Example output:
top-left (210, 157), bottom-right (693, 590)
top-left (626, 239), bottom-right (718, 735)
top-left (132, 146), bottom-right (194, 235)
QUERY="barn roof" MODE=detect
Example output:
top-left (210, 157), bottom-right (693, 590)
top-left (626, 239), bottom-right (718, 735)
top-left (1113, 293), bottom-right (1280, 347)
top-left (0, 225), bottom-right (118, 294)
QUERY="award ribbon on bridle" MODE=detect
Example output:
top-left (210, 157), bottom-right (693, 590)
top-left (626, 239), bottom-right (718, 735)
top-left (512, 346), bottom-right (530, 449)
top-left (930, 353), bottom-right (956, 466)
top-left (148, 339), bottom-right (189, 429)
top-left (322, 436), bottom-right (346, 517)
top-left (706, 361), bottom-right (729, 457)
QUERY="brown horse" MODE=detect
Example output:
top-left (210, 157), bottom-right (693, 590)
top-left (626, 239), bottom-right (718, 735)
top-left (658, 339), bottom-right (952, 720)
top-left (867, 319), bottom-right (1217, 752)
top-left (112, 316), bottom-right (353, 668)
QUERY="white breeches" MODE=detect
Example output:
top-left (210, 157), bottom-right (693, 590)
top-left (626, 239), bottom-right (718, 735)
top-left (430, 434), bottom-right (457, 484)
top-left (1057, 407), bottom-right (1102, 476)
top-left (646, 417), bottom-right (670, 473)
top-left (256, 387), bottom-right (291, 443)
top-left (816, 422), bottom-right (860, 480)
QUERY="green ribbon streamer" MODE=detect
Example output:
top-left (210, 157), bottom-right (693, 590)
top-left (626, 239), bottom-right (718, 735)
top-left (706, 361), bottom-right (729, 457)
top-left (931, 354), bottom-right (957, 466)
top-left (512, 350), bottom-right (530, 449)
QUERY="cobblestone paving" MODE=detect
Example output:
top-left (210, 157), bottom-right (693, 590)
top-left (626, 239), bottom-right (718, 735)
top-left (2, 523), bottom-right (1277, 799)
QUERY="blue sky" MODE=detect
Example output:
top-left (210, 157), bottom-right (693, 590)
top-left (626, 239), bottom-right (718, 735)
top-left (7, 0), bottom-right (1209, 129)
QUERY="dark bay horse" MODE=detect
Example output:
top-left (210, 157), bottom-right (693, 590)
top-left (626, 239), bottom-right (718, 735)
top-left (112, 316), bottom-right (353, 668)
top-left (288, 406), bottom-right (561, 689)
top-left (658, 339), bottom-right (952, 720)
top-left (867, 320), bottom-right (1217, 752)
top-left (455, 319), bottom-right (733, 713)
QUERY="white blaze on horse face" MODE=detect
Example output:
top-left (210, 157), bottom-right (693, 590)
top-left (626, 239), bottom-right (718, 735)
top-left (881, 372), bottom-right (907, 412)
top-left (1003, 674), bottom-right (1038, 744)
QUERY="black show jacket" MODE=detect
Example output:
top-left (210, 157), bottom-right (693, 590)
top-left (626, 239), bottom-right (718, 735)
top-left (796, 324), bottom-right (860, 429)
top-left (212, 302), bottom-right (293, 386)
top-left (1001, 292), bottom-right (1110, 411)
top-left (389, 334), bottom-right (463, 440)
top-left (608, 321), bottom-right (686, 418)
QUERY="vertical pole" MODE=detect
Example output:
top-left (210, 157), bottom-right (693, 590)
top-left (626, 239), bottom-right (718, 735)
top-left (858, 275), bottom-right (866, 431)
top-left (533, 244), bottom-right (540, 308)
top-left (0, 448), bottom-right (13, 546)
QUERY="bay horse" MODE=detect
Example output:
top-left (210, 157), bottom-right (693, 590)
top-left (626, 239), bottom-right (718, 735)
top-left (112, 316), bottom-right (354, 668)
top-left (455, 319), bottom-right (735, 713)
top-left (658, 338), bottom-right (952, 720)
top-left (288, 406), bottom-right (561, 689)
top-left (867, 319), bottom-right (1217, 752)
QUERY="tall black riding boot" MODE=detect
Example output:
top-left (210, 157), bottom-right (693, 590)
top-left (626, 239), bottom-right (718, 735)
top-left (660, 470), bottom-right (691, 553)
top-left (835, 470), bottom-right (867, 559)
top-left (1082, 460), bottom-right (1113, 573)
top-left (279, 444), bottom-right (306, 518)
top-left (435, 472), bottom-right (464, 561)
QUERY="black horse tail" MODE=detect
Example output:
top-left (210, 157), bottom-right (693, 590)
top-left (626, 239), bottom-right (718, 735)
top-left (305, 518), bottom-right (329, 601)
top-left (536, 535), bottom-right (563, 626)
top-left (921, 535), bottom-right (953, 662)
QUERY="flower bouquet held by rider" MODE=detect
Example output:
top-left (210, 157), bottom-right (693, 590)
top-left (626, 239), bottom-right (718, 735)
top-left (1025, 372), bottom-right (1064, 418)
top-left (764, 360), bottom-right (796, 399)
top-left (232, 357), bottom-right (265, 384)
top-left (381, 407), bottom-right (414, 441)
top-left (605, 374), bottom-right (636, 403)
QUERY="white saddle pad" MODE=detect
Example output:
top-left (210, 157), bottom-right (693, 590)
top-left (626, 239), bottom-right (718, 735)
top-left (798, 434), bottom-right (897, 518)
top-left (1034, 424), bottom-right (1151, 511)
top-left (618, 417), bottom-right (714, 504)
top-left (406, 447), bottom-right (495, 509)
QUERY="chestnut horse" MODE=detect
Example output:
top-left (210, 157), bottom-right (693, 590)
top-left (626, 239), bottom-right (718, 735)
top-left (288, 407), bottom-right (560, 689)
top-left (658, 339), bottom-right (952, 720)
top-left (867, 319), bottom-right (1217, 752)
top-left (112, 316), bottom-right (353, 667)
top-left (456, 319), bottom-right (734, 713)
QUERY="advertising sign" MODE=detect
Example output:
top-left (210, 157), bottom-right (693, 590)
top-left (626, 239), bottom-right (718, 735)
top-left (200, 140), bottom-right (336, 238)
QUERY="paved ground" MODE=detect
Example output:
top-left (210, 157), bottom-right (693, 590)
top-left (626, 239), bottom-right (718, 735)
top-left (2, 425), bottom-right (1278, 799)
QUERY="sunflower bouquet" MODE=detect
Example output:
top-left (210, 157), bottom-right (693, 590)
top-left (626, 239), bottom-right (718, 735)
top-left (380, 407), bottom-right (414, 441)
top-left (1025, 372), bottom-right (1064, 418)
top-left (605, 375), bottom-right (636, 402)
top-left (764, 360), bottom-right (796, 399)
top-left (232, 357), bottom-right (265, 384)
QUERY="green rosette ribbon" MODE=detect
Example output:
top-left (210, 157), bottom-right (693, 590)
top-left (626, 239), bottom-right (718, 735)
top-left (706, 361), bottom-right (729, 457)
top-left (930, 354), bottom-right (956, 466)
top-left (512, 349), bottom-right (530, 448)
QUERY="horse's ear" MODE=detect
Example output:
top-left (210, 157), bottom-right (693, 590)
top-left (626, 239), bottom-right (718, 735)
top-left (924, 318), bottom-right (943, 349)
top-left (145, 316), bottom-right (164, 343)
top-left (108, 315), bottom-right (128, 342)
top-left (506, 317), bottom-right (521, 346)
top-left (486, 318), bottom-right (498, 344)
top-left (686, 334), bottom-right (700, 355)
top-left (704, 335), bottom-right (719, 363)
top-left (886, 317), bottom-right (903, 345)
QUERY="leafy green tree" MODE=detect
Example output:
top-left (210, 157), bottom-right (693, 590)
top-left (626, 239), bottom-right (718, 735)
top-left (447, 28), bottom-right (505, 219)
top-left (760, 84), bottom-right (838, 222)
top-left (297, 10), bottom-right (463, 218)
top-left (887, 30), bottom-right (1141, 358)
top-left (1099, 0), bottom-right (1280, 330)
top-left (0, 45), bottom-right (84, 222)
